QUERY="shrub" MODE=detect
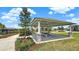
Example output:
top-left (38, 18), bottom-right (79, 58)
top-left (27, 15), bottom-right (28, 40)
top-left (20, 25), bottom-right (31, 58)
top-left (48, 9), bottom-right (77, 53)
top-left (19, 30), bottom-right (32, 36)
top-left (15, 37), bottom-right (34, 51)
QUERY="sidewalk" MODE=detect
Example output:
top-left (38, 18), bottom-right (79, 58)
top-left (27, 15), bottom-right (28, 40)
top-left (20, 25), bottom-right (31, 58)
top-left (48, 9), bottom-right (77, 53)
top-left (0, 34), bottom-right (19, 51)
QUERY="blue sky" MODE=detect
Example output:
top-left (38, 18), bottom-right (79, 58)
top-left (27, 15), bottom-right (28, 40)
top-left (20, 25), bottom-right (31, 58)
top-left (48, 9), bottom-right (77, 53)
top-left (0, 7), bottom-right (79, 28)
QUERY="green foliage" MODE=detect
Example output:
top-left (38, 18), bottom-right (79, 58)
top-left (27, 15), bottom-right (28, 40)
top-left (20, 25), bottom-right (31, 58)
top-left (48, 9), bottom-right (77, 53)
top-left (19, 7), bottom-right (32, 36)
top-left (58, 26), bottom-right (64, 30)
top-left (0, 23), bottom-right (5, 28)
top-left (73, 25), bottom-right (79, 31)
top-left (15, 37), bottom-right (34, 51)
top-left (12, 29), bottom-right (19, 33)
top-left (19, 29), bottom-right (32, 36)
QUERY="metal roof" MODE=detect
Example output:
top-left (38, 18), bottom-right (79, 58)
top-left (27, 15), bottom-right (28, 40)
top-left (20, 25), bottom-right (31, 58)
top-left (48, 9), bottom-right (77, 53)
top-left (31, 18), bottom-right (75, 27)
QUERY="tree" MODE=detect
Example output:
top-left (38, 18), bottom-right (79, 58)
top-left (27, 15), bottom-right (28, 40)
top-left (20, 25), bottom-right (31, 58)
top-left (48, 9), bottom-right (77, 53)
top-left (0, 23), bottom-right (6, 34)
top-left (0, 23), bottom-right (5, 29)
top-left (19, 7), bottom-right (32, 37)
top-left (73, 25), bottom-right (79, 31)
top-left (58, 26), bottom-right (64, 30)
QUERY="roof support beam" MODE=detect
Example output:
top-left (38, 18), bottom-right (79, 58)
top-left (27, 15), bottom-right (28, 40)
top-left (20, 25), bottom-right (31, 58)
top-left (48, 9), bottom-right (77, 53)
top-left (69, 25), bottom-right (72, 37)
top-left (37, 21), bottom-right (41, 34)
top-left (36, 21), bottom-right (42, 42)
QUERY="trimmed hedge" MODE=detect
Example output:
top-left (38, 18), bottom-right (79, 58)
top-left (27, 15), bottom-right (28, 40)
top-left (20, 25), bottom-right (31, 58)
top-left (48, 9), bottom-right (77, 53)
top-left (15, 37), bottom-right (35, 51)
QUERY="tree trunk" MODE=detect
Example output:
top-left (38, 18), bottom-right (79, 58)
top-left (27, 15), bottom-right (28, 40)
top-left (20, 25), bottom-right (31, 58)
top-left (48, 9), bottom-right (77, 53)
top-left (24, 27), bottom-right (27, 39)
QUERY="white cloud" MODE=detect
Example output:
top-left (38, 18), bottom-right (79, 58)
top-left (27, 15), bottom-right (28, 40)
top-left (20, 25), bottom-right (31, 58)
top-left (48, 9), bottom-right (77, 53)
top-left (1, 8), bottom-right (22, 21)
top-left (7, 20), bottom-right (13, 23)
top-left (68, 13), bottom-right (75, 17)
top-left (7, 24), bottom-right (19, 28)
top-left (66, 18), bottom-right (79, 24)
top-left (9, 8), bottom-right (22, 16)
top-left (1, 7), bottom-right (36, 28)
top-left (49, 7), bottom-right (75, 14)
top-left (66, 13), bottom-right (75, 17)
top-left (7, 17), bottom-right (18, 23)
top-left (1, 8), bottom-right (22, 28)
top-left (48, 11), bottom-right (53, 15)
top-left (28, 8), bottom-right (36, 15)
top-left (1, 8), bottom-right (36, 20)
top-left (1, 15), bottom-right (10, 19)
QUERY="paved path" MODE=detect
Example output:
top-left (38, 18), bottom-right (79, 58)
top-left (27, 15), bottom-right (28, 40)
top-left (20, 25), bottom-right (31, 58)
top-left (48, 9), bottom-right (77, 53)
top-left (0, 34), bottom-right (19, 51)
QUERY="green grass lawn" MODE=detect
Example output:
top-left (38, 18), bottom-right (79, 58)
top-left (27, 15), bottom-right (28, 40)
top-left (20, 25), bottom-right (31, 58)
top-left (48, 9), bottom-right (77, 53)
top-left (29, 32), bottom-right (79, 51)
top-left (51, 31), bottom-right (68, 36)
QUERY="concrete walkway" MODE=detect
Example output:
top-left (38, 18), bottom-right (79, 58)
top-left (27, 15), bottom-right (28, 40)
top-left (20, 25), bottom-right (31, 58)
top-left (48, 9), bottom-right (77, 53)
top-left (0, 34), bottom-right (19, 51)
